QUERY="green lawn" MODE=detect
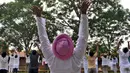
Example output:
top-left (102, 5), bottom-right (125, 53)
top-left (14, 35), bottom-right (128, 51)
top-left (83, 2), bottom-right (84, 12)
top-left (18, 71), bottom-right (120, 73)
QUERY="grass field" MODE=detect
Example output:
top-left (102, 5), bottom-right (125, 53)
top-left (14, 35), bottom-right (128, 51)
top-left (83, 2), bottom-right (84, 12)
top-left (18, 71), bottom-right (120, 73)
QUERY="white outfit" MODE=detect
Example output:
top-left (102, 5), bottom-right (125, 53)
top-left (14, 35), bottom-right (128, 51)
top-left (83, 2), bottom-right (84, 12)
top-left (0, 55), bottom-right (9, 70)
top-left (13, 54), bottom-right (20, 69)
top-left (101, 56), bottom-right (109, 66)
top-left (35, 14), bottom-right (88, 73)
top-left (26, 56), bottom-right (30, 64)
top-left (95, 58), bottom-right (98, 73)
top-left (26, 55), bottom-right (30, 72)
top-left (9, 54), bottom-right (15, 73)
top-left (111, 57), bottom-right (118, 73)
top-left (83, 56), bottom-right (88, 73)
top-left (101, 56), bottom-right (109, 73)
top-left (118, 50), bottom-right (130, 73)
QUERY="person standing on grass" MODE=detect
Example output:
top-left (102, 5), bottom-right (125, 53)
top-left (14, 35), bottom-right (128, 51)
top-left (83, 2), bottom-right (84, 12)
top-left (9, 52), bottom-right (15, 73)
top-left (13, 51), bottom-right (20, 73)
top-left (0, 52), bottom-right (9, 73)
top-left (111, 56), bottom-right (118, 73)
top-left (26, 54), bottom-right (30, 73)
top-left (101, 53), bottom-right (109, 73)
top-left (32, 0), bottom-right (90, 73)
top-left (29, 50), bottom-right (39, 73)
top-left (117, 40), bottom-right (130, 73)
top-left (87, 43), bottom-right (99, 73)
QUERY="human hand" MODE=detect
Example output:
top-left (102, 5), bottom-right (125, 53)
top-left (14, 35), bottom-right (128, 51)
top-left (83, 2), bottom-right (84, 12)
top-left (32, 6), bottom-right (42, 17)
top-left (81, 0), bottom-right (91, 14)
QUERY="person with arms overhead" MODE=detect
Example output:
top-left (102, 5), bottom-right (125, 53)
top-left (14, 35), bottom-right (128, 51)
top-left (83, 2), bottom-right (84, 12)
top-left (32, 0), bottom-right (91, 73)
top-left (117, 40), bottom-right (130, 73)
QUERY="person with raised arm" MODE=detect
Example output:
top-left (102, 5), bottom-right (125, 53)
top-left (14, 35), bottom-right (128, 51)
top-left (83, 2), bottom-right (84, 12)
top-left (0, 52), bottom-right (9, 73)
top-left (117, 40), bottom-right (130, 73)
top-left (87, 43), bottom-right (99, 73)
top-left (32, 0), bottom-right (91, 73)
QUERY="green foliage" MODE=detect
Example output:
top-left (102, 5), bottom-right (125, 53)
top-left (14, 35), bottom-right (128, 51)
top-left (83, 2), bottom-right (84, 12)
top-left (0, 0), bottom-right (130, 53)
top-left (0, 39), bottom-right (8, 51)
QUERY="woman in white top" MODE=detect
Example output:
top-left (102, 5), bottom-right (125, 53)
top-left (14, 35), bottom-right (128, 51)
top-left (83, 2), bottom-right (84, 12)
top-left (13, 53), bottom-right (20, 73)
top-left (26, 54), bottom-right (30, 72)
top-left (111, 56), bottom-right (118, 73)
top-left (9, 53), bottom-right (15, 73)
top-left (0, 52), bottom-right (9, 73)
top-left (101, 53), bottom-right (109, 73)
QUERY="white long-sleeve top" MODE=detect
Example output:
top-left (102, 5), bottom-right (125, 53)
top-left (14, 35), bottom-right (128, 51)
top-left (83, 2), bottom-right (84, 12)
top-left (9, 54), bottom-right (15, 66)
top-left (36, 14), bottom-right (89, 73)
top-left (13, 54), bottom-right (20, 68)
top-left (0, 55), bottom-right (9, 70)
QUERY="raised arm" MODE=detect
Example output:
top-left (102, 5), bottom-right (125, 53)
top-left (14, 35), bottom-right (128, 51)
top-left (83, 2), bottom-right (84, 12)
top-left (32, 6), bottom-right (53, 59)
top-left (74, 0), bottom-right (91, 59)
top-left (117, 39), bottom-right (122, 50)
top-left (94, 43), bottom-right (99, 57)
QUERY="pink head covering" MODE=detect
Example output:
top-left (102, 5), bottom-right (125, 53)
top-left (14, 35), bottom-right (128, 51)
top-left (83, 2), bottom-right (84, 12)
top-left (52, 34), bottom-right (74, 60)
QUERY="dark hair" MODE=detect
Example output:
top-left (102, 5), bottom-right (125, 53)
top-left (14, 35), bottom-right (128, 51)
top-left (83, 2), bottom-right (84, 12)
top-left (123, 47), bottom-right (128, 53)
top-left (27, 54), bottom-right (29, 57)
top-left (1, 52), bottom-right (6, 58)
top-left (32, 50), bottom-right (37, 55)
top-left (103, 55), bottom-right (107, 58)
top-left (89, 51), bottom-right (94, 57)
top-left (15, 55), bottom-right (18, 58)
top-left (11, 54), bottom-right (14, 56)
top-left (113, 57), bottom-right (116, 60)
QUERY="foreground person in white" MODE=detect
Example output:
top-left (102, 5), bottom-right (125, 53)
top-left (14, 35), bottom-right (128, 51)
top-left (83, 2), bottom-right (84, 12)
top-left (32, 0), bottom-right (91, 73)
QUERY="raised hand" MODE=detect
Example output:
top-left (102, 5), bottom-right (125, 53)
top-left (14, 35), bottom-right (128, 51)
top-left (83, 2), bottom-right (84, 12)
top-left (81, 0), bottom-right (91, 14)
top-left (32, 6), bottom-right (42, 17)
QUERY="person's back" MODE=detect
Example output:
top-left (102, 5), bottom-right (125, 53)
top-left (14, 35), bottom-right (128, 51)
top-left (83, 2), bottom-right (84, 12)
top-left (29, 50), bottom-right (39, 69)
top-left (32, 0), bottom-right (91, 73)
top-left (0, 52), bottom-right (9, 73)
top-left (29, 50), bottom-right (39, 73)
top-left (46, 54), bottom-right (83, 73)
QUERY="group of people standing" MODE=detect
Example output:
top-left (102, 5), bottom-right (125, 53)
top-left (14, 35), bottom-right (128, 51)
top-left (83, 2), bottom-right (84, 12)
top-left (82, 40), bottom-right (130, 73)
top-left (0, 49), bottom-right (20, 73)
top-left (1, 0), bottom-right (130, 73)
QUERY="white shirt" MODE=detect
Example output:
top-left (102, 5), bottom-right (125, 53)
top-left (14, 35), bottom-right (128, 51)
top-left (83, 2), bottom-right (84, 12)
top-left (0, 55), bottom-right (9, 70)
top-left (117, 50), bottom-right (130, 66)
top-left (26, 56), bottom-right (30, 63)
top-left (95, 58), bottom-right (98, 65)
top-left (101, 56), bottom-right (109, 66)
top-left (9, 54), bottom-right (15, 66)
top-left (13, 54), bottom-right (20, 68)
top-left (36, 14), bottom-right (88, 73)
top-left (112, 57), bottom-right (118, 65)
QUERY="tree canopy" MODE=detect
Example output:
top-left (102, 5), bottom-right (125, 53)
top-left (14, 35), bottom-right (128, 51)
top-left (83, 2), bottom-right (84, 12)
top-left (0, 0), bottom-right (130, 54)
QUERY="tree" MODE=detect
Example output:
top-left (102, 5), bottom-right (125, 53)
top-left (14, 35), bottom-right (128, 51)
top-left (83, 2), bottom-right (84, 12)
top-left (43, 0), bottom-right (130, 50)
top-left (0, 0), bottom-right (130, 53)
top-left (0, 0), bottom-right (64, 53)
top-left (0, 0), bottom-right (41, 53)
